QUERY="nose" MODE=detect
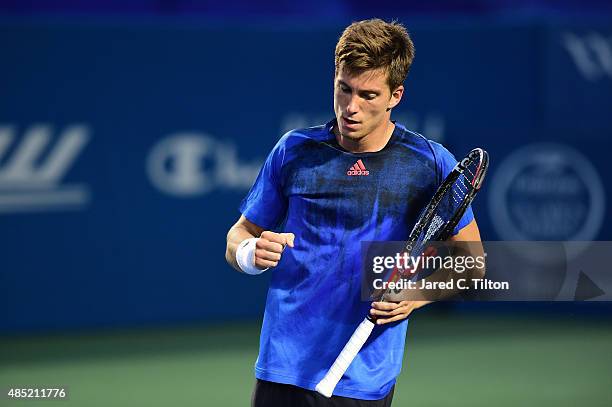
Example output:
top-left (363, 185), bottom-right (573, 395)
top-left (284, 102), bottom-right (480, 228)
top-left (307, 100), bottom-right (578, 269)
top-left (346, 94), bottom-right (359, 115)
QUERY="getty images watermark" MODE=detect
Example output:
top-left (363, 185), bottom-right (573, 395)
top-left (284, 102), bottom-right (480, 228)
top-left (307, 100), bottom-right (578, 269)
top-left (370, 250), bottom-right (499, 291)
top-left (360, 241), bottom-right (612, 302)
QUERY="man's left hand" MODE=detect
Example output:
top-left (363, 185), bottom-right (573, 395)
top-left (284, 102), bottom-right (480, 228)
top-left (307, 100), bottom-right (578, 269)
top-left (370, 301), bottom-right (431, 325)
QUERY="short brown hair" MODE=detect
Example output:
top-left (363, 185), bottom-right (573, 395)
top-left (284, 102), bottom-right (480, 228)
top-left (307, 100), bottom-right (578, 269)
top-left (335, 19), bottom-right (415, 91)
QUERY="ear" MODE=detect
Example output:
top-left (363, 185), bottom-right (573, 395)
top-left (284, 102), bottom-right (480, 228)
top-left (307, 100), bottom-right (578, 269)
top-left (387, 85), bottom-right (404, 110)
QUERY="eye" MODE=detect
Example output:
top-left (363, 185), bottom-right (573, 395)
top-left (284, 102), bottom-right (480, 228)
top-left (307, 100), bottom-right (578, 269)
top-left (363, 93), bottom-right (376, 101)
top-left (339, 84), bottom-right (350, 93)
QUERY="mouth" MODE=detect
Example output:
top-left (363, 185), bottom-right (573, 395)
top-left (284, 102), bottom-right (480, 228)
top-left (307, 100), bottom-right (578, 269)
top-left (341, 116), bottom-right (360, 128)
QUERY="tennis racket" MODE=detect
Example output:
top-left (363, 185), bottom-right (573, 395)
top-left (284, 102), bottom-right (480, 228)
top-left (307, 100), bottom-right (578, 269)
top-left (315, 147), bottom-right (489, 397)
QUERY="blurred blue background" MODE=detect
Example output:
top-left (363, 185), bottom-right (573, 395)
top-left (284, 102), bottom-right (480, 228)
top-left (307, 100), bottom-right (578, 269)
top-left (2, 2), bottom-right (612, 407)
top-left (1, 0), bottom-right (611, 332)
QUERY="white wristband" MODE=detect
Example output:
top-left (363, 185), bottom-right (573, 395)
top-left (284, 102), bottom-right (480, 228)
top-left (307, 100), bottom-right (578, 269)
top-left (236, 238), bottom-right (268, 275)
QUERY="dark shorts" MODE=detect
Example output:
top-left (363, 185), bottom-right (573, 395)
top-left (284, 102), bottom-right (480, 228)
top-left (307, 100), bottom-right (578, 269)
top-left (252, 379), bottom-right (395, 407)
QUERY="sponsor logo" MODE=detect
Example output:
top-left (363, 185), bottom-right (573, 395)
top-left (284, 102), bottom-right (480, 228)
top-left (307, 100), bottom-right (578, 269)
top-left (562, 32), bottom-right (612, 81)
top-left (0, 124), bottom-right (90, 213)
top-left (347, 159), bottom-right (369, 176)
top-left (147, 133), bottom-right (262, 197)
top-left (488, 143), bottom-right (605, 244)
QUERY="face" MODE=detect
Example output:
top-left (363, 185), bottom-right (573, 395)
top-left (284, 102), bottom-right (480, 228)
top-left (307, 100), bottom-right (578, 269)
top-left (333, 64), bottom-right (404, 141)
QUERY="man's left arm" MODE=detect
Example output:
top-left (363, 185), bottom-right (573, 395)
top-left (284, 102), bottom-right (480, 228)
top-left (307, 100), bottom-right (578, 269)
top-left (370, 219), bottom-right (484, 325)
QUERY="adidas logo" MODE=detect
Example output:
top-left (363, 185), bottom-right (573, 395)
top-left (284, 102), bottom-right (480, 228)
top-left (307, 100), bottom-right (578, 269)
top-left (347, 159), bottom-right (369, 176)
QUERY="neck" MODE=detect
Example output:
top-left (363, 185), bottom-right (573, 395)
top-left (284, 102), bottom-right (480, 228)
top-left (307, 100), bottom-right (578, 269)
top-left (334, 119), bottom-right (395, 153)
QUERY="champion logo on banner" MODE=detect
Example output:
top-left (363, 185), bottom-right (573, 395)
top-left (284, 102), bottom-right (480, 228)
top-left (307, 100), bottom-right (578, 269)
top-left (147, 133), bottom-right (262, 197)
top-left (0, 124), bottom-right (91, 214)
top-left (347, 159), bottom-right (369, 176)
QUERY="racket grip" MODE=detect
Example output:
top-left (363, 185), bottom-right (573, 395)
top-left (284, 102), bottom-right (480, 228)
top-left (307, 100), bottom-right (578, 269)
top-left (315, 317), bottom-right (376, 398)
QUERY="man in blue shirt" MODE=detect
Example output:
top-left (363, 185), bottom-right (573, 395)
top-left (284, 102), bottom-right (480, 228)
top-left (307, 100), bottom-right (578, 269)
top-left (225, 18), bottom-right (482, 407)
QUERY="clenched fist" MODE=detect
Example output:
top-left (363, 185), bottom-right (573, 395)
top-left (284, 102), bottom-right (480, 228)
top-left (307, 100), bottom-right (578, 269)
top-left (255, 231), bottom-right (295, 269)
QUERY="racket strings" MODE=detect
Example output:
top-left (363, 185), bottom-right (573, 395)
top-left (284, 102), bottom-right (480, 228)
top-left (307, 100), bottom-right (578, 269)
top-left (423, 167), bottom-right (475, 242)
top-left (455, 177), bottom-right (469, 193)
top-left (452, 187), bottom-right (464, 203)
top-left (423, 214), bottom-right (444, 244)
top-left (451, 176), bottom-right (470, 206)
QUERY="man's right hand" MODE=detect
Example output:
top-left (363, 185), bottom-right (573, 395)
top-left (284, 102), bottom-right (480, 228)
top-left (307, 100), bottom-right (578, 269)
top-left (255, 231), bottom-right (295, 269)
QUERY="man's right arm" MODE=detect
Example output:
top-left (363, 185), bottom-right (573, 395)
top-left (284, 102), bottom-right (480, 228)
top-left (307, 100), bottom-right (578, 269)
top-left (225, 215), bottom-right (294, 273)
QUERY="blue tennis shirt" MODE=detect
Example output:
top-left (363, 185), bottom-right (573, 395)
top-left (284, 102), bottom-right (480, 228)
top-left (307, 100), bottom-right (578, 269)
top-left (239, 119), bottom-right (473, 400)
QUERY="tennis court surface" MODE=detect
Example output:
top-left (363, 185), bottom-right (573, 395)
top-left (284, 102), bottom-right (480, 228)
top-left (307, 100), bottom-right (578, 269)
top-left (2, 314), bottom-right (611, 406)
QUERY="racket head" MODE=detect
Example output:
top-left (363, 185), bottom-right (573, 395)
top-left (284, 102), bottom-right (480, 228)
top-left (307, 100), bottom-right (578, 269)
top-left (409, 148), bottom-right (488, 246)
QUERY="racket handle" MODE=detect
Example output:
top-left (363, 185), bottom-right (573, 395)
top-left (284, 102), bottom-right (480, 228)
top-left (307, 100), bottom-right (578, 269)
top-left (315, 317), bottom-right (376, 398)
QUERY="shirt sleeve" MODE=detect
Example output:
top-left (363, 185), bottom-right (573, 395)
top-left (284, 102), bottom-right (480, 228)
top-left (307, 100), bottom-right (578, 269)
top-left (430, 141), bottom-right (474, 236)
top-left (238, 134), bottom-right (289, 230)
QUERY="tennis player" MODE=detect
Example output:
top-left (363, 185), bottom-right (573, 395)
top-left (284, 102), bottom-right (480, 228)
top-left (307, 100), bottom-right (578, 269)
top-left (225, 18), bottom-right (482, 407)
